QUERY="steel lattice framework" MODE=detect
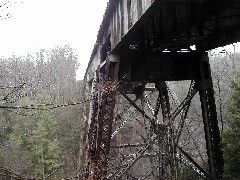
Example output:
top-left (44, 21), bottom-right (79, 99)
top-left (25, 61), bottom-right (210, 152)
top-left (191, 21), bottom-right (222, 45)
top-left (79, 0), bottom-right (240, 179)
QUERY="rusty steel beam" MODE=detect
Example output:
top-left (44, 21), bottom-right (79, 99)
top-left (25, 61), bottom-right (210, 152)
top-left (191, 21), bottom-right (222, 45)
top-left (85, 54), bottom-right (120, 180)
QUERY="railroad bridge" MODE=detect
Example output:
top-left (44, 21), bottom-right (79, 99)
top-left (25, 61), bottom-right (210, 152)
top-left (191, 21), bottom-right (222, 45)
top-left (79, 0), bottom-right (240, 179)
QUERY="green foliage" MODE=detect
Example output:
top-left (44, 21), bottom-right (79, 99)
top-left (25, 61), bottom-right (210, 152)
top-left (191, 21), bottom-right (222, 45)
top-left (10, 96), bottom-right (61, 178)
top-left (222, 74), bottom-right (240, 180)
top-left (31, 111), bottom-right (61, 178)
top-left (0, 45), bottom-right (81, 178)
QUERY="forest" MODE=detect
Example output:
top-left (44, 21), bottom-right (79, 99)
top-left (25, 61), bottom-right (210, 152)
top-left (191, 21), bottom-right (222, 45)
top-left (0, 45), bottom-right (84, 179)
top-left (0, 45), bottom-right (240, 179)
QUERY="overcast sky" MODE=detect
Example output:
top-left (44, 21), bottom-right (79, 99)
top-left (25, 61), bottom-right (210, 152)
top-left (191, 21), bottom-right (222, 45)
top-left (0, 0), bottom-right (109, 80)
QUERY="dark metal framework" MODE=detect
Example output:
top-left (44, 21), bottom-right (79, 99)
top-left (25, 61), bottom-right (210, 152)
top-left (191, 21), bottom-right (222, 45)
top-left (80, 0), bottom-right (240, 179)
top-left (81, 51), bottom-right (223, 180)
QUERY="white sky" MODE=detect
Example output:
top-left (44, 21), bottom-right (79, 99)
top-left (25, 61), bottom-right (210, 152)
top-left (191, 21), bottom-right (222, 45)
top-left (0, 0), bottom-right (109, 80)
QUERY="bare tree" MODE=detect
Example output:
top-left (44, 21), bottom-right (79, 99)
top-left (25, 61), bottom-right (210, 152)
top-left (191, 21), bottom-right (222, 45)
top-left (0, 0), bottom-right (24, 20)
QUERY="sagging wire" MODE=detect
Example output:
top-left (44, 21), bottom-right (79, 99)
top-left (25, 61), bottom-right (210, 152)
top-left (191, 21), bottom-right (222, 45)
top-left (0, 84), bottom-right (26, 89)
top-left (9, 109), bottom-right (39, 117)
top-left (0, 95), bottom-right (97, 111)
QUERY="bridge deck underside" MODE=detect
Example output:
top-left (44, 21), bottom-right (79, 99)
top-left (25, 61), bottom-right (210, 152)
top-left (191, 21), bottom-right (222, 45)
top-left (86, 0), bottom-right (240, 82)
top-left (112, 0), bottom-right (240, 53)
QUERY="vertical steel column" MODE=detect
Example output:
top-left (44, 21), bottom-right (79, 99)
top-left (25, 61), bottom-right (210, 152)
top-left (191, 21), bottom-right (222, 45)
top-left (156, 82), bottom-right (176, 180)
top-left (85, 53), bottom-right (120, 180)
top-left (85, 68), bottom-right (100, 180)
top-left (198, 53), bottom-right (223, 180)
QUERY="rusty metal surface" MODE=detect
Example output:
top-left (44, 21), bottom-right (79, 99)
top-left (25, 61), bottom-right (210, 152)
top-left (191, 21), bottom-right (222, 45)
top-left (85, 81), bottom-right (117, 179)
top-left (84, 54), bottom-right (120, 179)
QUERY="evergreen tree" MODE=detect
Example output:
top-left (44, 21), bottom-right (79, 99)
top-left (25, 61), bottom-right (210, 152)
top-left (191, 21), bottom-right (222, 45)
top-left (31, 110), bottom-right (61, 178)
top-left (222, 74), bottom-right (240, 180)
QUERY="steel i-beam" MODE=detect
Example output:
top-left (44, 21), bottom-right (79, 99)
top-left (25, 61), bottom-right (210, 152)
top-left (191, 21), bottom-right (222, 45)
top-left (198, 53), bottom-right (223, 180)
top-left (85, 53), bottom-right (120, 180)
top-left (156, 82), bottom-right (177, 180)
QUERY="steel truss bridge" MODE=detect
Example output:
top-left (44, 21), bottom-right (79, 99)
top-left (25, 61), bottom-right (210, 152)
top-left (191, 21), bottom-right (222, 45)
top-left (78, 0), bottom-right (240, 179)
